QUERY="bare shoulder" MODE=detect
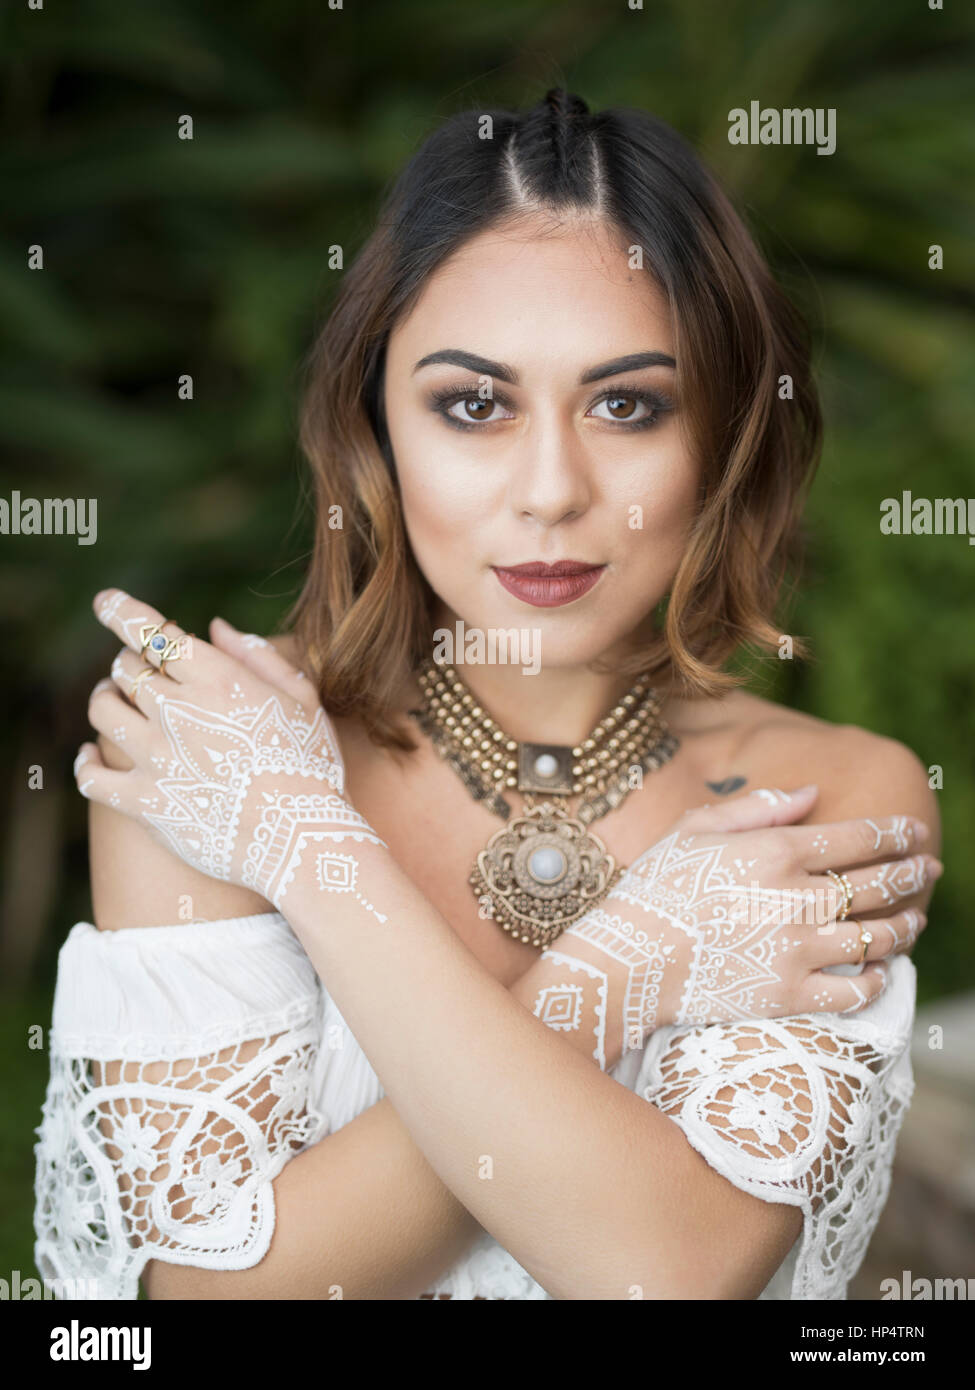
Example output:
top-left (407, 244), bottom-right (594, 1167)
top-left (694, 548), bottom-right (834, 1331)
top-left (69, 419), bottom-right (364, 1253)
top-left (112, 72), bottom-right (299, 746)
top-left (263, 648), bottom-right (941, 854)
top-left (723, 688), bottom-right (942, 854)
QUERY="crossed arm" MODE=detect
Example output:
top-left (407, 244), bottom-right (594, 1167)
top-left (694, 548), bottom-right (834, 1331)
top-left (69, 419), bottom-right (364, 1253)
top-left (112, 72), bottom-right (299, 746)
top-left (88, 724), bottom-right (939, 1301)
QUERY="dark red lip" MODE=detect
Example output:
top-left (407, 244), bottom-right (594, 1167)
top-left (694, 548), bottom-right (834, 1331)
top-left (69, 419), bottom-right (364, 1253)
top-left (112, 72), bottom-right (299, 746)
top-left (492, 563), bottom-right (606, 608)
top-left (494, 560), bottom-right (603, 577)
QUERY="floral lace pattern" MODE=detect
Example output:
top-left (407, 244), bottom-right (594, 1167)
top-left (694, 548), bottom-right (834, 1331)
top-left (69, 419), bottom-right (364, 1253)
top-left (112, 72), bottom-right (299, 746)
top-left (34, 1007), bottom-right (324, 1301)
top-left (638, 1009), bottom-right (915, 1298)
top-left (34, 915), bottom-right (915, 1300)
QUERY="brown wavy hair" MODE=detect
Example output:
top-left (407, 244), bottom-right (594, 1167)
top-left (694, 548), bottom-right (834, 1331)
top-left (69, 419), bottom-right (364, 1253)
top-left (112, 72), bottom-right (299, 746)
top-left (284, 87), bottom-right (822, 751)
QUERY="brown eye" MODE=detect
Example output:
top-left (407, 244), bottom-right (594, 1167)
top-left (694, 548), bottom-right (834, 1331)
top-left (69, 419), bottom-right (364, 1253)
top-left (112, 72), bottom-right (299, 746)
top-left (587, 388), bottom-right (672, 429)
top-left (604, 394), bottom-right (638, 420)
top-left (437, 393), bottom-right (516, 428)
top-left (457, 398), bottom-right (495, 421)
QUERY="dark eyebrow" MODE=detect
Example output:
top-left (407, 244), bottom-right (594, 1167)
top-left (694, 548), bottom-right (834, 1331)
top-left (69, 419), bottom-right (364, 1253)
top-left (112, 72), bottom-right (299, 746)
top-left (413, 349), bottom-right (519, 383)
top-left (578, 351), bottom-right (676, 383)
top-left (412, 349), bottom-right (676, 385)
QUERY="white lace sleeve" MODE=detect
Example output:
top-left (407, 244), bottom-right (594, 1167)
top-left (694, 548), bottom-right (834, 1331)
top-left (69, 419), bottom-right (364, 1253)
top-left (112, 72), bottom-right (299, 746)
top-left (33, 913), bottom-right (325, 1301)
top-left (634, 954), bottom-right (917, 1299)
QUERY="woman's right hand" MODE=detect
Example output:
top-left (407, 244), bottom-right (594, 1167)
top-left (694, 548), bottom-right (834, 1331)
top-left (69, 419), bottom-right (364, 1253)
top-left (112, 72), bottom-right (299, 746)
top-left (556, 784), bottom-right (939, 1050)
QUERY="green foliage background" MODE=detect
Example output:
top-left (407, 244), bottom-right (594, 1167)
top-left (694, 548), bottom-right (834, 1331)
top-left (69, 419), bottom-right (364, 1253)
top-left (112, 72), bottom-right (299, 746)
top-left (1, 0), bottom-right (972, 1280)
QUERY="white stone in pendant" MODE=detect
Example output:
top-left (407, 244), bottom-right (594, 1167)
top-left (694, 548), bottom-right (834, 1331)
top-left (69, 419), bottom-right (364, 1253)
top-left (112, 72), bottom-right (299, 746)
top-left (529, 846), bottom-right (566, 883)
top-left (533, 752), bottom-right (559, 780)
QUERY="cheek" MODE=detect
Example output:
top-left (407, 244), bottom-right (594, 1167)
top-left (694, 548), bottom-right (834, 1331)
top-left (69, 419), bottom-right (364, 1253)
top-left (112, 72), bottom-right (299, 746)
top-left (394, 425), bottom-right (498, 553)
top-left (398, 468), bottom-right (487, 562)
top-left (386, 406), bottom-right (493, 593)
top-left (612, 444), bottom-right (701, 552)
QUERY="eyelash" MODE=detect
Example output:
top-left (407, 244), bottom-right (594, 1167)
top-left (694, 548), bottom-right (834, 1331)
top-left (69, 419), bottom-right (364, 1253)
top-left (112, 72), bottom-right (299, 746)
top-left (426, 379), bottom-right (675, 433)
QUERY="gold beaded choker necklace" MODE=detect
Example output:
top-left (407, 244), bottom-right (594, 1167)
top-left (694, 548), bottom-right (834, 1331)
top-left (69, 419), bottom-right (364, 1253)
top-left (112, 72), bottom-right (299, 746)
top-left (408, 658), bottom-right (680, 948)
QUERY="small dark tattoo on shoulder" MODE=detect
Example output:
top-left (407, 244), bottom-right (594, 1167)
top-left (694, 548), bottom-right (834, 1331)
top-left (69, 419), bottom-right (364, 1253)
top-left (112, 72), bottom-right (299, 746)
top-left (706, 776), bottom-right (747, 795)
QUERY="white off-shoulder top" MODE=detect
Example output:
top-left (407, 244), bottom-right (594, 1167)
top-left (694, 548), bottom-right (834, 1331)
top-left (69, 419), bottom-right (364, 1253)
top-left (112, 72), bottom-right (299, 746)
top-left (33, 912), bottom-right (916, 1300)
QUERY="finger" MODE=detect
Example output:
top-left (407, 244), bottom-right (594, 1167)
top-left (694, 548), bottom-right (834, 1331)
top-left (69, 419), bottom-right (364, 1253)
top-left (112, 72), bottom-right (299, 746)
top-left (865, 906), bottom-right (926, 955)
top-left (209, 619), bottom-right (313, 705)
top-left (795, 962), bottom-right (889, 1016)
top-left (93, 588), bottom-right (214, 684)
top-left (791, 814), bottom-right (928, 872)
top-left (88, 679), bottom-right (150, 751)
top-left (809, 908), bottom-right (926, 966)
top-left (679, 784), bottom-right (818, 836)
top-left (72, 740), bottom-right (127, 808)
top-left (111, 646), bottom-right (197, 723)
top-left (811, 854), bottom-right (940, 919)
top-left (110, 646), bottom-right (174, 713)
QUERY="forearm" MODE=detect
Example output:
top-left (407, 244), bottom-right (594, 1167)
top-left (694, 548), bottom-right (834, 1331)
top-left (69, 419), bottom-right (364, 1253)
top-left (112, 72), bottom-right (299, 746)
top-left (144, 1093), bottom-right (476, 1300)
top-left (146, 938), bottom-right (630, 1300)
top-left (280, 841), bottom-right (723, 1300)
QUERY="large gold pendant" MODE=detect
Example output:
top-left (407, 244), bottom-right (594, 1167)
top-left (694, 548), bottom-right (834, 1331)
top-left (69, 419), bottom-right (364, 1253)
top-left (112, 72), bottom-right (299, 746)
top-left (469, 799), bottom-right (623, 949)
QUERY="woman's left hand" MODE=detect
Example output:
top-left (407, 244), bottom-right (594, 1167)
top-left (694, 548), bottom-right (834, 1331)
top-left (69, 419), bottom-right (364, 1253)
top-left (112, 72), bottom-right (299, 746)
top-left (74, 588), bottom-right (384, 909)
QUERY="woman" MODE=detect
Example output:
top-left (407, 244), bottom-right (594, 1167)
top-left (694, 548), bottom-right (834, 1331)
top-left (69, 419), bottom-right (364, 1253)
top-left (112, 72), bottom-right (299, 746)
top-left (35, 89), bottom-right (941, 1300)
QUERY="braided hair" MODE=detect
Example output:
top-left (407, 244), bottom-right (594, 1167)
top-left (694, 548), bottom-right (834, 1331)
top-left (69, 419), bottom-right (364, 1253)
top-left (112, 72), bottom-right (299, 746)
top-left (505, 88), bottom-right (604, 207)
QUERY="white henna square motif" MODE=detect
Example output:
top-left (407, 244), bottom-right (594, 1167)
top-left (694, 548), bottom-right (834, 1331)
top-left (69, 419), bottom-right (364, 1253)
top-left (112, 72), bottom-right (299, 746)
top-left (533, 984), bottom-right (584, 1031)
top-left (536, 951), bottom-right (610, 1070)
top-left (317, 852), bottom-right (359, 892)
top-left (308, 848), bottom-right (388, 923)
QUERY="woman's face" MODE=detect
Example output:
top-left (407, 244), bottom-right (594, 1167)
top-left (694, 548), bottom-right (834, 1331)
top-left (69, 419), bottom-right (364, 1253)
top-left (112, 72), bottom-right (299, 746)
top-left (382, 213), bottom-right (701, 670)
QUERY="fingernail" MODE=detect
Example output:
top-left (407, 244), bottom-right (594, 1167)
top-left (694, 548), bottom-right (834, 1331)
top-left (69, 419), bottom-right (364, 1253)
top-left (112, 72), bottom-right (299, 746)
top-left (212, 616), bottom-right (233, 633)
top-left (913, 819), bottom-right (930, 843)
top-left (751, 788), bottom-right (788, 804)
top-left (793, 784), bottom-right (818, 797)
top-left (930, 860), bottom-right (944, 879)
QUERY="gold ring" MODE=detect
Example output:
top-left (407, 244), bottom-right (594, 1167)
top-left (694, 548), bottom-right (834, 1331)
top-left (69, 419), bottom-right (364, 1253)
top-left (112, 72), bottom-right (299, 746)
top-left (139, 621), bottom-right (183, 663)
top-left (826, 868), bottom-right (854, 922)
top-left (160, 632), bottom-right (194, 677)
top-left (840, 873), bottom-right (855, 916)
top-left (857, 925), bottom-right (873, 966)
top-left (131, 665), bottom-right (157, 691)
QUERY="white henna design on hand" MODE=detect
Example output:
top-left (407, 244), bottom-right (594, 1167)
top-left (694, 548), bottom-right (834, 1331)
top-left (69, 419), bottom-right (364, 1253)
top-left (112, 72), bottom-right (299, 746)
top-left (556, 824), bottom-right (888, 1047)
top-left (140, 694), bottom-right (385, 910)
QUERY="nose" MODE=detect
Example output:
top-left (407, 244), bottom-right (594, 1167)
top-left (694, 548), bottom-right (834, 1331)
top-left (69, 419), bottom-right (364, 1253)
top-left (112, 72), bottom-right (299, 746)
top-left (507, 406), bottom-right (593, 526)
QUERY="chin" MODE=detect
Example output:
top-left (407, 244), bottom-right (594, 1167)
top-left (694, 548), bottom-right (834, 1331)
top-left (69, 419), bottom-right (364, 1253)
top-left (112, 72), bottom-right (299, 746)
top-left (535, 633), bottom-right (635, 669)
top-left (428, 603), bottom-right (623, 678)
